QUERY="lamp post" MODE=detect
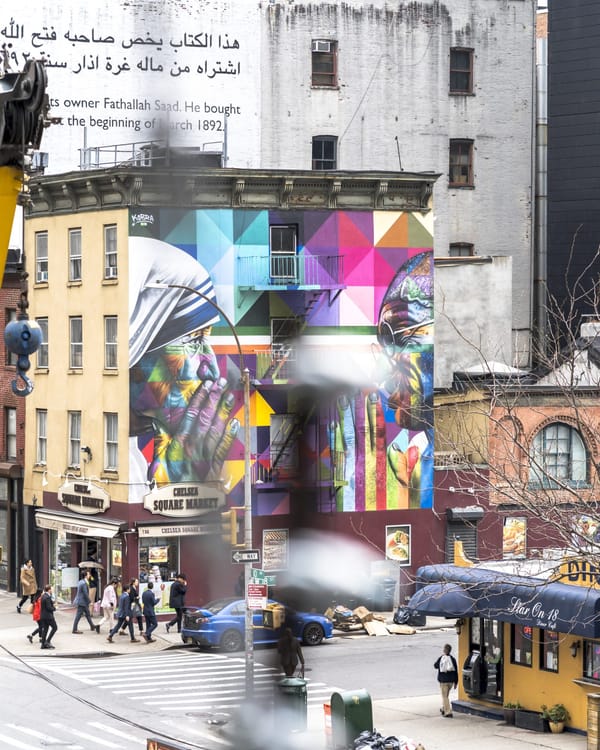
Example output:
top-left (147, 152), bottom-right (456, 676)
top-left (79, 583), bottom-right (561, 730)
top-left (144, 281), bottom-right (254, 698)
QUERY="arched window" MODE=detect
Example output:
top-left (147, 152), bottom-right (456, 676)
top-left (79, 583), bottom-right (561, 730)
top-left (529, 423), bottom-right (588, 488)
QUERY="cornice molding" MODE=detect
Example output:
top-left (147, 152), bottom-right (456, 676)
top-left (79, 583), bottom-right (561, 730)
top-left (26, 167), bottom-right (438, 217)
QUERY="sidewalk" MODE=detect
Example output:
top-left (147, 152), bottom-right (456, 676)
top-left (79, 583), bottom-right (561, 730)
top-left (0, 591), bottom-right (588, 749)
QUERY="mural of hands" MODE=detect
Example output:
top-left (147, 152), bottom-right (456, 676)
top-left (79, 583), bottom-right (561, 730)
top-left (131, 334), bottom-right (240, 484)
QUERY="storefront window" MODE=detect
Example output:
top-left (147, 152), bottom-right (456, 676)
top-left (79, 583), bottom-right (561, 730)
top-left (48, 531), bottom-right (83, 603)
top-left (511, 624), bottom-right (533, 666)
top-left (540, 630), bottom-right (559, 672)
top-left (584, 641), bottom-right (600, 681)
top-left (110, 538), bottom-right (123, 581)
top-left (139, 537), bottom-right (179, 584)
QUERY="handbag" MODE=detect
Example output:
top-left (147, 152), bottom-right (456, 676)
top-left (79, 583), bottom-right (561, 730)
top-left (92, 600), bottom-right (101, 616)
top-left (26, 602), bottom-right (34, 614)
top-left (132, 602), bottom-right (142, 618)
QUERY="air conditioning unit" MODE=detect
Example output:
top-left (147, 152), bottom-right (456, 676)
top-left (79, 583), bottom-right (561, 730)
top-left (312, 40), bottom-right (331, 53)
top-left (38, 271), bottom-right (48, 282)
top-left (105, 267), bottom-right (118, 279)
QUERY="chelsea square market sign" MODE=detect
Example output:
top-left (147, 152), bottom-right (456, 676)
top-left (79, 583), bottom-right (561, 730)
top-left (144, 484), bottom-right (225, 517)
top-left (58, 480), bottom-right (110, 514)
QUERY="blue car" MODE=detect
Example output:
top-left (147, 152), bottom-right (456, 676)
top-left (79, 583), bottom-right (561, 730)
top-left (181, 597), bottom-right (334, 652)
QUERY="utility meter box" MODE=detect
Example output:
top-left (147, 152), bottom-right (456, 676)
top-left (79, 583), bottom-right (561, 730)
top-left (263, 603), bottom-right (285, 629)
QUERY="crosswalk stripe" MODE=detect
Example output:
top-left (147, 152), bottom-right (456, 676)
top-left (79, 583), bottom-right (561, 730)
top-left (27, 651), bottom-right (342, 715)
top-left (0, 732), bottom-right (42, 750)
top-left (48, 723), bottom-right (124, 748)
top-left (87, 722), bottom-right (147, 745)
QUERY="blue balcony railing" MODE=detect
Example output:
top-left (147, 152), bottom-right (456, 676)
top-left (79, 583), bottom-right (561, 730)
top-left (238, 254), bottom-right (344, 289)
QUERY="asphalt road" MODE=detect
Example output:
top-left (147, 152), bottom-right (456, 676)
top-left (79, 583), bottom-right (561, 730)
top-left (1, 626), bottom-right (456, 749)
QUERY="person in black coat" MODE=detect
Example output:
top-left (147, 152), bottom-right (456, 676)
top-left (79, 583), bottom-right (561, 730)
top-left (119, 577), bottom-right (144, 636)
top-left (277, 627), bottom-right (305, 677)
top-left (166, 573), bottom-right (187, 633)
top-left (39, 584), bottom-right (58, 650)
top-left (142, 581), bottom-right (160, 642)
top-left (434, 643), bottom-right (458, 718)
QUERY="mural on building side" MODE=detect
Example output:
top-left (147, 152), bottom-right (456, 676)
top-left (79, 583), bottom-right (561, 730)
top-left (128, 207), bottom-right (433, 510)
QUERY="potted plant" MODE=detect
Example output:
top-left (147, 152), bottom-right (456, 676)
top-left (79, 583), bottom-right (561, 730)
top-left (503, 701), bottom-right (521, 725)
top-left (541, 704), bottom-right (570, 733)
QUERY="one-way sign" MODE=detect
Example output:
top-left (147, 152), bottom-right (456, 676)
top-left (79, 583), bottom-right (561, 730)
top-left (231, 548), bottom-right (261, 564)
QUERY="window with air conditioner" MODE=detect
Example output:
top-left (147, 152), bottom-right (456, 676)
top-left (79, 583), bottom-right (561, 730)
top-left (35, 231), bottom-right (48, 283)
top-left (311, 39), bottom-right (338, 87)
top-left (269, 225), bottom-right (298, 281)
top-left (104, 224), bottom-right (118, 279)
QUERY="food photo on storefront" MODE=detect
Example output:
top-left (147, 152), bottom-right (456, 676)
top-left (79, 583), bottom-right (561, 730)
top-left (407, 550), bottom-right (600, 736)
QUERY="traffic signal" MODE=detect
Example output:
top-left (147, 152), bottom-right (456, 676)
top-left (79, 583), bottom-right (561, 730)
top-left (220, 506), bottom-right (244, 546)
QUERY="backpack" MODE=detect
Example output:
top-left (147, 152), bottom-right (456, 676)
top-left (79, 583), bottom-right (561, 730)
top-left (32, 596), bottom-right (42, 622)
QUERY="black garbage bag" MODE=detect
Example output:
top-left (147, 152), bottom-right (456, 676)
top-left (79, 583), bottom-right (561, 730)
top-left (354, 729), bottom-right (400, 750)
top-left (393, 606), bottom-right (426, 627)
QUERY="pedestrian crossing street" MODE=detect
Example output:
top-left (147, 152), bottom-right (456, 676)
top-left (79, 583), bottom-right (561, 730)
top-left (27, 650), bottom-right (341, 716)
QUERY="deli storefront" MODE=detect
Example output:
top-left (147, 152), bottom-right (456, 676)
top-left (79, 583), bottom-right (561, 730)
top-left (35, 479), bottom-right (233, 606)
top-left (408, 560), bottom-right (600, 734)
top-left (34, 478), bottom-right (126, 603)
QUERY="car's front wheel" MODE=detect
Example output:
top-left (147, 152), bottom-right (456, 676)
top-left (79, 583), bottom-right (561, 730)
top-left (220, 628), bottom-right (244, 652)
top-left (302, 623), bottom-right (324, 646)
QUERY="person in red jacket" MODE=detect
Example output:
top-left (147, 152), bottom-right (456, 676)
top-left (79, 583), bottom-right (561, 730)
top-left (26, 589), bottom-right (43, 643)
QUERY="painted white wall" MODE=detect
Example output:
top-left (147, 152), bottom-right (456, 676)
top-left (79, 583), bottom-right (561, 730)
top-left (2, 1), bottom-right (533, 372)
top-left (435, 256), bottom-right (513, 388)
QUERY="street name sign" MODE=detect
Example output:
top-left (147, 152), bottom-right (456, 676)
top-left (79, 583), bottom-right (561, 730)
top-left (231, 548), bottom-right (261, 564)
top-left (250, 568), bottom-right (276, 585)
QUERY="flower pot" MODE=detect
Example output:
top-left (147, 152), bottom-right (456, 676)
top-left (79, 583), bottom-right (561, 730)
top-left (503, 709), bottom-right (516, 725)
top-left (549, 721), bottom-right (564, 734)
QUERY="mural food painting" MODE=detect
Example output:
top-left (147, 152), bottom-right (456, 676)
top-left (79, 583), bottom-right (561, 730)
top-left (128, 207), bottom-right (433, 512)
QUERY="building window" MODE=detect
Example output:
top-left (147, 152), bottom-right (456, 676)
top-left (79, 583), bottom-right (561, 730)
top-left (104, 224), bottom-right (118, 279)
top-left (5, 310), bottom-right (17, 366)
top-left (511, 624), bottom-right (533, 666)
top-left (35, 231), bottom-right (48, 283)
top-left (5, 407), bottom-right (16, 461)
top-left (540, 630), bottom-right (559, 672)
top-left (69, 316), bottom-right (83, 369)
top-left (36, 317), bottom-right (48, 369)
top-left (36, 409), bottom-right (47, 464)
top-left (449, 139), bottom-right (474, 186)
top-left (449, 243), bottom-right (475, 257)
top-left (269, 225), bottom-right (298, 281)
top-left (311, 39), bottom-right (337, 87)
top-left (104, 412), bottom-right (118, 471)
top-left (529, 423), bottom-right (588, 489)
top-left (104, 316), bottom-right (118, 369)
top-left (584, 641), bottom-right (600, 681)
top-left (68, 411), bottom-right (81, 468)
top-left (68, 228), bottom-right (82, 281)
top-left (312, 135), bottom-right (337, 170)
top-left (450, 48), bottom-right (474, 94)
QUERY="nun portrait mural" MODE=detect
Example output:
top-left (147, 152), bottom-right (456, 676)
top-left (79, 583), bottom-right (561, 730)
top-left (128, 233), bottom-right (240, 498)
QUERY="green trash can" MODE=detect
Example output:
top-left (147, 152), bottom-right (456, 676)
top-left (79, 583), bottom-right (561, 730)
top-left (276, 677), bottom-right (308, 732)
top-left (330, 689), bottom-right (373, 749)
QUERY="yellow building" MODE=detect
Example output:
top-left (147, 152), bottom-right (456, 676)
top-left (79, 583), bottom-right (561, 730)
top-left (409, 553), bottom-right (600, 735)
